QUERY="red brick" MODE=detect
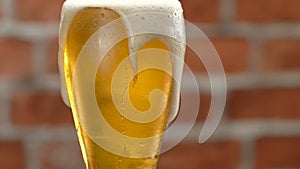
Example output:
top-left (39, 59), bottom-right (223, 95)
top-left (181, 0), bottom-right (219, 23)
top-left (47, 37), bottom-right (59, 73)
top-left (39, 142), bottom-right (84, 169)
top-left (185, 38), bottom-right (248, 73)
top-left (236, 0), bottom-right (300, 22)
top-left (0, 38), bottom-right (33, 78)
top-left (179, 92), bottom-right (211, 122)
top-left (15, 0), bottom-right (64, 22)
top-left (11, 90), bottom-right (73, 126)
top-left (262, 39), bottom-right (300, 72)
top-left (256, 137), bottom-right (300, 169)
top-left (197, 94), bottom-right (211, 121)
top-left (228, 88), bottom-right (300, 119)
top-left (0, 140), bottom-right (25, 169)
top-left (185, 44), bottom-right (205, 73)
top-left (158, 141), bottom-right (240, 169)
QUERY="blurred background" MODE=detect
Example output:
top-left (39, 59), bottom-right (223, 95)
top-left (0, 0), bottom-right (300, 169)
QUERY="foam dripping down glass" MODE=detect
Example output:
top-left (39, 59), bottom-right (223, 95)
top-left (58, 0), bottom-right (186, 168)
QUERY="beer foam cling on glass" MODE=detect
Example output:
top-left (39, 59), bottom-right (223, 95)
top-left (58, 0), bottom-right (186, 168)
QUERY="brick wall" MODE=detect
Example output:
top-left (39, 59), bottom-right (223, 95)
top-left (0, 0), bottom-right (300, 169)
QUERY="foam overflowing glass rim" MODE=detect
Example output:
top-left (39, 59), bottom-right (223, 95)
top-left (58, 0), bottom-right (186, 123)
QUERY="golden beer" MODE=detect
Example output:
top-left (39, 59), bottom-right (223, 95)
top-left (59, 1), bottom-right (185, 169)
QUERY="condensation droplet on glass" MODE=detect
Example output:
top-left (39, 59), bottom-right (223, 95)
top-left (139, 142), bottom-right (146, 147)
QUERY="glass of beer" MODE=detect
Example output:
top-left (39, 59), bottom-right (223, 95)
top-left (58, 0), bottom-right (186, 168)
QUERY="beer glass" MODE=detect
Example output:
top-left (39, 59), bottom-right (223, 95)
top-left (58, 0), bottom-right (185, 168)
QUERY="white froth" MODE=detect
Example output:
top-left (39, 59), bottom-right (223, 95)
top-left (58, 0), bottom-right (186, 123)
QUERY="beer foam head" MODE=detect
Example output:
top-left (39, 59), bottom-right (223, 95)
top-left (58, 0), bottom-right (186, 123)
top-left (62, 0), bottom-right (183, 13)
